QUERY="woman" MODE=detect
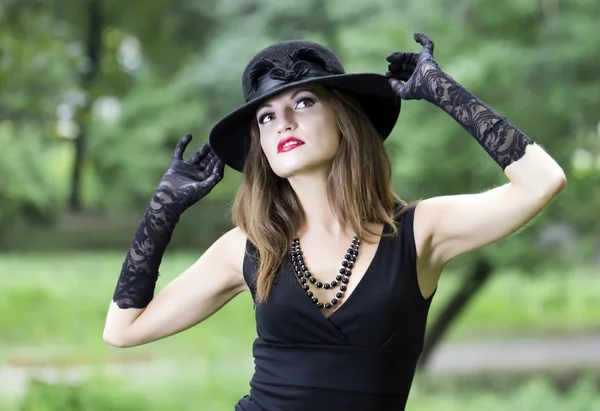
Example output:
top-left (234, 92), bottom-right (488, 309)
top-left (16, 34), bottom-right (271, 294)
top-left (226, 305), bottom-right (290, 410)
top-left (103, 34), bottom-right (566, 410)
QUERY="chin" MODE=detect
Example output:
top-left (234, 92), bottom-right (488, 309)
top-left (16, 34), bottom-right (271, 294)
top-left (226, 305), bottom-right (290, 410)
top-left (271, 160), bottom-right (333, 179)
top-left (271, 164), bottom-right (304, 179)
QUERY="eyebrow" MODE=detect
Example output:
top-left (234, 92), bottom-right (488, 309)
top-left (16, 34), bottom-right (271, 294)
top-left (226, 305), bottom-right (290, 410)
top-left (257, 88), bottom-right (314, 112)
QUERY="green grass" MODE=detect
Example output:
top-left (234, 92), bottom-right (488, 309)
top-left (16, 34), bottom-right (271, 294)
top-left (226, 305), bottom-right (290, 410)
top-left (407, 376), bottom-right (600, 411)
top-left (432, 265), bottom-right (600, 341)
top-left (1, 252), bottom-right (599, 409)
top-left (1, 251), bottom-right (599, 363)
top-left (3, 373), bottom-right (600, 411)
top-left (0, 252), bottom-right (256, 363)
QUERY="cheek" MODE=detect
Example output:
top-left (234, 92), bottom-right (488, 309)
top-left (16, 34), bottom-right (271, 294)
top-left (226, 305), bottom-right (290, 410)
top-left (259, 129), bottom-right (274, 155)
top-left (259, 135), bottom-right (267, 153)
top-left (324, 117), bottom-right (341, 150)
top-left (259, 134), bottom-right (282, 170)
top-left (260, 139), bottom-right (273, 164)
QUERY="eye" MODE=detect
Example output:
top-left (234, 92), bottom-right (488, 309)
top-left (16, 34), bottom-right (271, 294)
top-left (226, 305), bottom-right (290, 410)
top-left (258, 112), bottom-right (274, 125)
top-left (295, 97), bottom-right (315, 109)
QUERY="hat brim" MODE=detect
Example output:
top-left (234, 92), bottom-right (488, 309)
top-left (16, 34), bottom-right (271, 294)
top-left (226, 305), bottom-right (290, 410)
top-left (208, 73), bottom-right (400, 172)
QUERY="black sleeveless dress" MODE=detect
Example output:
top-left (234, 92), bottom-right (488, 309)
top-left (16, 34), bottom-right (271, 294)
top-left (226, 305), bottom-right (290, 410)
top-left (235, 206), bottom-right (435, 411)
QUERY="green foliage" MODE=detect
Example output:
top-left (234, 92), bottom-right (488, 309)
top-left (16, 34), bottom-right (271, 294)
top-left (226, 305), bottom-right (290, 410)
top-left (0, 252), bottom-right (257, 360)
top-left (2, 199), bottom-right (233, 251)
top-left (2, 4), bottom-right (598, 408)
top-left (1, 253), bottom-right (599, 408)
top-left (435, 266), bottom-right (600, 340)
top-left (0, 1), bottom-right (81, 230)
top-left (1, 0), bottom-right (599, 263)
top-left (0, 253), bottom-right (598, 361)
top-left (0, 123), bottom-right (59, 232)
top-left (15, 379), bottom-right (166, 411)
top-left (3, 375), bottom-right (600, 411)
top-left (88, 74), bottom-right (207, 208)
top-left (407, 377), bottom-right (600, 411)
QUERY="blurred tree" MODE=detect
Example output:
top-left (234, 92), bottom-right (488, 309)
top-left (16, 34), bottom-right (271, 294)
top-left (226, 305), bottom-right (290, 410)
top-left (1, 0), bottom-right (598, 262)
top-left (356, 0), bottom-right (600, 270)
top-left (2, 0), bottom-right (599, 366)
top-left (70, 0), bottom-right (103, 211)
top-left (419, 257), bottom-right (494, 369)
top-left (0, 0), bottom-right (79, 233)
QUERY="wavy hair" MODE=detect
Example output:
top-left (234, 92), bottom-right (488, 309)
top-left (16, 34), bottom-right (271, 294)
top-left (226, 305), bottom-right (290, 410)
top-left (231, 87), bottom-right (415, 303)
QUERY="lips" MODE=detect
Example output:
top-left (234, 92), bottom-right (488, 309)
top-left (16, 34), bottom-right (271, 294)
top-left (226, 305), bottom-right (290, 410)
top-left (277, 137), bottom-right (305, 153)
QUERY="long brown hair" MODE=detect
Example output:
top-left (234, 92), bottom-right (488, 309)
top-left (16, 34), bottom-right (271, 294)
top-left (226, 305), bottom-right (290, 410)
top-left (231, 87), bottom-right (414, 303)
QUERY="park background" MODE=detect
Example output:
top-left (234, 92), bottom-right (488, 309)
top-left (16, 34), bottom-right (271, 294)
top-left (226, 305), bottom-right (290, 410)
top-left (1, 0), bottom-right (599, 409)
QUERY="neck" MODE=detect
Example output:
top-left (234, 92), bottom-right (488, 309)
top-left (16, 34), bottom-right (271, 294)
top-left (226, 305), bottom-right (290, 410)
top-left (287, 173), bottom-right (347, 238)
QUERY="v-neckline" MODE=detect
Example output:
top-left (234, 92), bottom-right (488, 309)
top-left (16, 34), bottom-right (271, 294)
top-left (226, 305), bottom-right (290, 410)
top-left (291, 222), bottom-right (389, 322)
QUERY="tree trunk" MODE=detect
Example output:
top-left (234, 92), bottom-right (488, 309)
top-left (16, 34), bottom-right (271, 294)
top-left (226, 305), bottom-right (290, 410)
top-left (69, 0), bottom-right (102, 211)
top-left (418, 257), bottom-right (494, 370)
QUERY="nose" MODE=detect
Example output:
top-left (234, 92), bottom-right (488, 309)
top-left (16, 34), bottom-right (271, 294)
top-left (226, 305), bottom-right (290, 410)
top-left (277, 108), bottom-right (297, 134)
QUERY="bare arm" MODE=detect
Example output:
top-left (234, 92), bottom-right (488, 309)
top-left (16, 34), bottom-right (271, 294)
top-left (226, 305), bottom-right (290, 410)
top-left (103, 227), bottom-right (248, 348)
top-left (415, 144), bottom-right (565, 266)
top-left (102, 134), bottom-right (235, 347)
top-left (387, 34), bottom-right (566, 298)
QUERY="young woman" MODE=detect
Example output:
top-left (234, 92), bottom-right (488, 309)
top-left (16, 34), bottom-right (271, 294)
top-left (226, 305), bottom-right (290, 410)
top-left (103, 33), bottom-right (566, 410)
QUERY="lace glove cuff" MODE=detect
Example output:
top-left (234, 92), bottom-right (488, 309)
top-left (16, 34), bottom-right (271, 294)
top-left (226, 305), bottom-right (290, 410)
top-left (112, 192), bottom-right (180, 309)
top-left (111, 135), bottom-right (224, 309)
top-left (422, 69), bottom-right (534, 170)
top-left (386, 33), bottom-right (535, 170)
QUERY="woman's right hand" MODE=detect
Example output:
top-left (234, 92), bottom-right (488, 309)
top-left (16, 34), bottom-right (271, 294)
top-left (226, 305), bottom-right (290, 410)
top-left (155, 133), bottom-right (225, 218)
top-left (385, 33), bottom-right (442, 102)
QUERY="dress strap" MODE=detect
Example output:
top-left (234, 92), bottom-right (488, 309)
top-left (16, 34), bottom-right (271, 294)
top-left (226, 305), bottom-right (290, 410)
top-left (243, 239), bottom-right (259, 302)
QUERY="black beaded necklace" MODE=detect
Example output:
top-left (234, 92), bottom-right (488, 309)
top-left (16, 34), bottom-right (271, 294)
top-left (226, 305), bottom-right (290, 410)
top-left (290, 235), bottom-right (360, 310)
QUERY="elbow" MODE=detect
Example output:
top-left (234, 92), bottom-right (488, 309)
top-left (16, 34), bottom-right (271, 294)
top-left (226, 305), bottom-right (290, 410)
top-left (544, 170), bottom-right (567, 198)
top-left (103, 328), bottom-right (131, 348)
top-left (517, 168), bottom-right (566, 202)
top-left (531, 171), bottom-right (566, 204)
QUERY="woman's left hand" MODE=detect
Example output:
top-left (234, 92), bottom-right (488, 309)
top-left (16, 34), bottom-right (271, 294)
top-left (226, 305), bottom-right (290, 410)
top-left (385, 33), bottom-right (442, 101)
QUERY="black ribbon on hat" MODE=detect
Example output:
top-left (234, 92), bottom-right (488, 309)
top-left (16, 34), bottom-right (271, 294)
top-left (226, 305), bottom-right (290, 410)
top-left (253, 61), bottom-right (332, 100)
top-left (270, 60), bottom-right (311, 82)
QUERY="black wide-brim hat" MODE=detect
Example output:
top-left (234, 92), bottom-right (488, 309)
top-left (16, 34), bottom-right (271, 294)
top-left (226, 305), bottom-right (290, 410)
top-left (209, 40), bottom-right (400, 172)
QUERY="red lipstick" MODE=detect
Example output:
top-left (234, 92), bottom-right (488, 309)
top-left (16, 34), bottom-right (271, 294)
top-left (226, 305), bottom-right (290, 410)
top-left (277, 137), bottom-right (305, 153)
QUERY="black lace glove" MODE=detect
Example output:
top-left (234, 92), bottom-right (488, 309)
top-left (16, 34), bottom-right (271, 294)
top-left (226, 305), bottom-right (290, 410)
top-left (386, 33), bottom-right (534, 170)
top-left (112, 134), bottom-right (225, 309)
